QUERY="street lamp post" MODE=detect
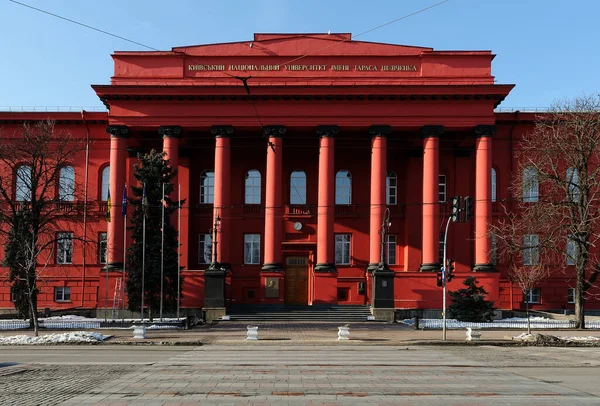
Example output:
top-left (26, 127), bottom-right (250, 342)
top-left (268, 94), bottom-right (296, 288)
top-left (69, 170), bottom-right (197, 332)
top-left (379, 208), bottom-right (392, 271)
top-left (372, 207), bottom-right (395, 316)
top-left (209, 215), bottom-right (221, 270)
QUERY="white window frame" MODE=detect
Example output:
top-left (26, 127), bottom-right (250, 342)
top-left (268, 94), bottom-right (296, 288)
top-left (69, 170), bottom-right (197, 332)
top-left (16, 165), bottom-right (32, 202)
top-left (99, 232), bottom-right (107, 264)
top-left (439, 233), bottom-right (445, 265)
top-left (198, 233), bottom-right (212, 264)
top-left (491, 233), bottom-right (498, 266)
top-left (244, 234), bottom-right (260, 264)
top-left (58, 166), bottom-right (75, 201)
top-left (245, 170), bottom-right (261, 205)
top-left (567, 167), bottom-right (580, 202)
top-left (523, 166), bottom-right (539, 202)
top-left (200, 170), bottom-right (214, 204)
top-left (386, 171), bottom-right (397, 205)
top-left (567, 234), bottom-right (577, 266)
top-left (54, 286), bottom-right (71, 302)
top-left (57, 232), bottom-right (73, 264)
top-left (335, 234), bottom-right (351, 265)
top-left (335, 170), bottom-right (352, 205)
top-left (387, 234), bottom-right (397, 265)
top-left (568, 288), bottom-right (575, 304)
top-left (438, 174), bottom-right (446, 203)
top-left (101, 166), bottom-right (110, 201)
top-left (491, 167), bottom-right (497, 203)
top-left (290, 170), bottom-right (307, 204)
top-left (524, 288), bottom-right (541, 304)
top-left (523, 234), bottom-right (539, 266)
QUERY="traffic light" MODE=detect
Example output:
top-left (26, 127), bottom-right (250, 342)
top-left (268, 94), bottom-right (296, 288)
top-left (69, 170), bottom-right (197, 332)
top-left (447, 259), bottom-right (455, 282)
top-left (436, 270), bottom-right (443, 287)
top-left (464, 196), bottom-right (473, 222)
top-left (451, 196), bottom-right (462, 222)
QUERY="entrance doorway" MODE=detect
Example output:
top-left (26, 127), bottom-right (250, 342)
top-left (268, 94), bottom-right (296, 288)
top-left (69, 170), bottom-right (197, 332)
top-left (285, 256), bottom-right (308, 305)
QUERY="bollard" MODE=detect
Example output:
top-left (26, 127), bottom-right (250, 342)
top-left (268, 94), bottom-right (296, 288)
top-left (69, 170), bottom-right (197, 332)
top-left (466, 327), bottom-right (481, 341)
top-left (132, 325), bottom-right (147, 339)
top-left (338, 325), bottom-right (350, 340)
top-left (247, 325), bottom-right (259, 340)
top-left (413, 316), bottom-right (420, 330)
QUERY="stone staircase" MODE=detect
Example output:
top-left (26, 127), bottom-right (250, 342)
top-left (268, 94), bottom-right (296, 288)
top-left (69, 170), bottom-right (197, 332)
top-left (225, 305), bottom-right (373, 322)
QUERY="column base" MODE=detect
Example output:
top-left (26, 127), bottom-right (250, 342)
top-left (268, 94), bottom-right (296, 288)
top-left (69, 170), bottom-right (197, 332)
top-left (473, 263), bottom-right (496, 272)
top-left (372, 265), bottom-right (395, 309)
top-left (204, 262), bottom-right (226, 308)
top-left (419, 263), bottom-right (440, 272)
top-left (314, 262), bottom-right (337, 273)
top-left (203, 307), bottom-right (226, 323)
top-left (103, 262), bottom-right (123, 272)
top-left (366, 263), bottom-right (379, 273)
top-left (370, 307), bottom-right (396, 323)
top-left (261, 262), bottom-right (283, 273)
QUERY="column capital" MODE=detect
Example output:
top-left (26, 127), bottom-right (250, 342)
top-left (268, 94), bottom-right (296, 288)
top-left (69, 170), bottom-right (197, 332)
top-left (316, 125), bottom-right (339, 138)
top-left (211, 125), bottom-right (234, 138)
top-left (421, 125), bottom-right (444, 138)
top-left (369, 125), bottom-right (392, 138)
top-left (474, 125), bottom-right (496, 138)
top-left (263, 125), bottom-right (286, 138)
top-left (158, 125), bottom-right (182, 138)
top-left (106, 125), bottom-right (129, 138)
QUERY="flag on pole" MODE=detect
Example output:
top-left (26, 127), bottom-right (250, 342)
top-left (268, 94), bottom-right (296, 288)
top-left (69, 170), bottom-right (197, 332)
top-left (122, 184), bottom-right (128, 217)
top-left (106, 188), bottom-right (111, 222)
top-left (142, 183), bottom-right (149, 218)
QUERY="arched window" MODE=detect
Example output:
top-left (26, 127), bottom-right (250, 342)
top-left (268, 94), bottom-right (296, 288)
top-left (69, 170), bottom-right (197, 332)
top-left (386, 171), bottom-right (397, 205)
top-left (15, 165), bottom-right (32, 202)
top-left (567, 167), bottom-right (580, 202)
top-left (100, 166), bottom-right (110, 201)
top-left (245, 169), bottom-right (261, 204)
top-left (491, 168), bottom-right (497, 203)
top-left (335, 170), bottom-right (352, 205)
top-left (290, 170), bottom-right (307, 204)
top-left (200, 170), bottom-right (214, 204)
top-left (59, 166), bottom-right (75, 201)
top-left (523, 166), bottom-right (539, 202)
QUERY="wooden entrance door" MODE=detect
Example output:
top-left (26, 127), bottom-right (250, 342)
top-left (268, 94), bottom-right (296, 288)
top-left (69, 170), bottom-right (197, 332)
top-left (285, 256), bottom-right (308, 305)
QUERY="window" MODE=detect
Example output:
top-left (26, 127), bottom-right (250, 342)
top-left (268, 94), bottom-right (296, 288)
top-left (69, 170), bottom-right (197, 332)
top-left (524, 288), bottom-right (541, 304)
top-left (491, 233), bottom-right (498, 266)
top-left (245, 170), bottom-right (261, 204)
top-left (335, 234), bottom-right (351, 265)
top-left (198, 233), bottom-right (212, 264)
top-left (438, 174), bottom-right (446, 203)
top-left (15, 165), bottom-right (32, 202)
top-left (439, 233), bottom-right (445, 264)
top-left (567, 234), bottom-right (577, 266)
top-left (523, 234), bottom-right (539, 266)
top-left (244, 234), bottom-right (260, 264)
top-left (567, 167), bottom-right (580, 202)
top-left (523, 166), bottom-right (539, 202)
top-left (335, 170), bottom-right (352, 204)
top-left (58, 166), bottom-right (75, 201)
top-left (200, 170), bottom-right (214, 204)
top-left (101, 166), bottom-right (110, 201)
top-left (57, 232), bottom-right (73, 264)
top-left (98, 232), bottom-right (107, 264)
top-left (10, 287), bottom-right (17, 302)
top-left (290, 170), bottom-right (307, 204)
top-left (386, 171), bottom-right (397, 205)
top-left (568, 288), bottom-right (575, 304)
top-left (387, 235), bottom-right (397, 265)
top-left (54, 287), bottom-right (71, 302)
top-left (491, 168), bottom-right (497, 203)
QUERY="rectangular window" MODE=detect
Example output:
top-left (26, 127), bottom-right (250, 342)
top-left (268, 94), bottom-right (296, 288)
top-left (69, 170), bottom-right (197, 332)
top-left (439, 233), bottom-right (445, 264)
top-left (568, 288), bottom-right (575, 304)
top-left (54, 286), bottom-right (71, 302)
top-left (98, 232), bottom-right (107, 264)
top-left (198, 233), bottom-right (212, 264)
top-left (523, 167), bottom-right (539, 202)
top-left (244, 234), bottom-right (260, 264)
top-left (386, 173), bottom-right (397, 205)
top-left (57, 232), bottom-right (73, 264)
top-left (10, 286), bottom-right (17, 302)
top-left (335, 234), bottom-right (351, 265)
top-left (386, 235), bottom-right (397, 265)
top-left (491, 233), bottom-right (497, 266)
top-left (438, 175), bottom-right (446, 203)
top-left (524, 288), bottom-right (541, 304)
top-left (523, 234), bottom-right (539, 266)
top-left (567, 235), bottom-right (576, 266)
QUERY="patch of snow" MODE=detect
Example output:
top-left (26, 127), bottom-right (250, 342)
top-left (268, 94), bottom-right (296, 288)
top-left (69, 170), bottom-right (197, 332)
top-left (513, 333), bottom-right (600, 343)
top-left (144, 324), bottom-right (182, 330)
top-left (402, 318), bottom-right (597, 329)
top-left (0, 331), bottom-right (112, 345)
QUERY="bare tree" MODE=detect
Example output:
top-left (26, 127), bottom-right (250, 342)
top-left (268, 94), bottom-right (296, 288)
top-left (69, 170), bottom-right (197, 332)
top-left (493, 95), bottom-right (600, 329)
top-left (507, 264), bottom-right (550, 334)
top-left (0, 121), bottom-right (86, 336)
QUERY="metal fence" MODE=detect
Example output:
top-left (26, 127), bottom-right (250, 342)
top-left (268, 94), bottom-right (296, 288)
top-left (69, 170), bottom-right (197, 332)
top-left (0, 106), bottom-right (107, 112)
top-left (0, 319), bottom-right (185, 331)
top-left (403, 319), bottom-right (600, 330)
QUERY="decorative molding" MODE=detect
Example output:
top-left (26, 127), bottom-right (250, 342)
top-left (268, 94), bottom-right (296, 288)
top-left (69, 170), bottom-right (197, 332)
top-left (474, 125), bottom-right (496, 138)
top-left (158, 125), bottom-right (182, 138)
top-left (368, 125), bottom-right (392, 138)
top-left (105, 125), bottom-right (129, 138)
top-left (263, 125), bottom-right (286, 138)
top-left (316, 125), bottom-right (339, 138)
top-left (420, 125), bottom-right (444, 138)
top-left (210, 125), bottom-right (234, 138)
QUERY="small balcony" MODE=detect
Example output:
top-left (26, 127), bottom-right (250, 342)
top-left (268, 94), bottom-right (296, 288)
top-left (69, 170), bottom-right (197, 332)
top-left (285, 204), bottom-right (315, 218)
top-left (242, 204), bottom-right (263, 218)
top-left (335, 204), bottom-right (358, 218)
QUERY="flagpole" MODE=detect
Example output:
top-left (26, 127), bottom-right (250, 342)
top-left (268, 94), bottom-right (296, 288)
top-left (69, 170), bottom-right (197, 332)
top-left (141, 183), bottom-right (146, 322)
top-left (122, 183), bottom-right (127, 323)
top-left (160, 182), bottom-right (165, 321)
top-left (177, 183), bottom-right (181, 320)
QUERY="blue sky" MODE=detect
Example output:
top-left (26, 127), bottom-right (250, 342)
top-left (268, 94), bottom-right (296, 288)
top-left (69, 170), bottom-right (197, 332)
top-left (1, 0), bottom-right (598, 110)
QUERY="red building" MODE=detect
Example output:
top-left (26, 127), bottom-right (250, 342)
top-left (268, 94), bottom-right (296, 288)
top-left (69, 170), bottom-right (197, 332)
top-left (0, 33), bottom-right (595, 319)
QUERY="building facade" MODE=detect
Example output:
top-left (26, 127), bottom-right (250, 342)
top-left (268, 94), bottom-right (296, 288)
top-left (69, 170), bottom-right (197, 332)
top-left (0, 33), bottom-right (595, 316)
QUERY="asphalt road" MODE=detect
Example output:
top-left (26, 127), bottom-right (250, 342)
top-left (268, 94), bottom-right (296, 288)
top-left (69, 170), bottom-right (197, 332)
top-left (1, 345), bottom-right (600, 405)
